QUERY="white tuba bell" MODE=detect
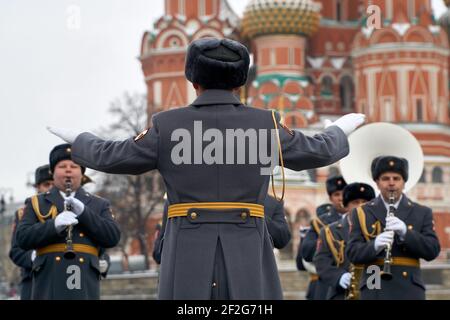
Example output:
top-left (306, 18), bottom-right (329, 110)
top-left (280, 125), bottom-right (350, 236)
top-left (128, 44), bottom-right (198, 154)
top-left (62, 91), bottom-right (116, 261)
top-left (340, 123), bottom-right (424, 193)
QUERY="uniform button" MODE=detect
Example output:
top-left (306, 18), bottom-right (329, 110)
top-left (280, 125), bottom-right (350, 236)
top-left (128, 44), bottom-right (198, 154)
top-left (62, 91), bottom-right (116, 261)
top-left (402, 272), bottom-right (408, 278)
top-left (212, 282), bottom-right (217, 288)
top-left (55, 256), bottom-right (61, 262)
top-left (191, 212), bottom-right (198, 220)
top-left (408, 225), bottom-right (413, 231)
top-left (241, 212), bottom-right (248, 220)
top-left (79, 233), bottom-right (85, 237)
top-left (79, 258), bottom-right (85, 263)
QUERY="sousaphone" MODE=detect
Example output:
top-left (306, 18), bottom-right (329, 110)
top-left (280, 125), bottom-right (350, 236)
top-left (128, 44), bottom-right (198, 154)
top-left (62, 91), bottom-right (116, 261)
top-left (340, 122), bottom-right (424, 193)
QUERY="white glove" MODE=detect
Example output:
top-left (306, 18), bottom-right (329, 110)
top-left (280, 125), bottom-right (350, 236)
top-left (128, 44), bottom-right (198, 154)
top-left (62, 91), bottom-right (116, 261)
top-left (325, 113), bottom-right (366, 136)
top-left (339, 272), bottom-right (352, 289)
top-left (54, 211), bottom-right (79, 233)
top-left (65, 197), bottom-right (85, 216)
top-left (299, 226), bottom-right (310, 239)
top-left (47, 127), bottom-right (81, 144)
top-left (31, 250), bottom-right (36, 262)
top-left (99, 259), bottom-right (109, 274)
top-left (374, 231), bottom-right (394, 253)
top-left (386, 216), bottom-right (407, 238)
top-left (302, 259), bottom-right (317, 274)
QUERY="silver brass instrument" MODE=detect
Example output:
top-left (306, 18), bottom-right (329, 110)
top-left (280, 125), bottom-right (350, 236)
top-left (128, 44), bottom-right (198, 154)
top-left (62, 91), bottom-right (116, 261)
top-left (380, 191), bottom-right (396, 281)
top-left (340, 123), bottom-right (424, 194)
top-left (64, 178), bottom-right (76, 260)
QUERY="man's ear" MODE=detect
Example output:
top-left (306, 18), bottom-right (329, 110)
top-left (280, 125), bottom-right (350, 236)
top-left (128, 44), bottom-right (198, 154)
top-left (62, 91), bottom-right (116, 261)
top-left (193, 83), bottom-right (200, 90)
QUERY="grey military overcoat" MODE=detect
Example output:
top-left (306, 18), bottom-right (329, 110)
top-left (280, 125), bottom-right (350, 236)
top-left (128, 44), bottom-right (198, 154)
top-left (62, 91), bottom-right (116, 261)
top-left (71, 90), bottom-right (349, 300)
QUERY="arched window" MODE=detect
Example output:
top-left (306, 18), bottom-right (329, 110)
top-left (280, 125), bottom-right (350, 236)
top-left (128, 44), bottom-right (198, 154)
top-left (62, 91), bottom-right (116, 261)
top-left (328, 167), bottom-right (340, 177)
top-left (321, 76), bottom-right (333, 96)
top-left (295, 209), bottom-right (311, 224)
top-left (336, 0), bottom-right (342, 21)
top-left (432, 167), bottom-right (443, 183)
top-left (340, 76), bottom-right (354, 110)
top-left (416, 99), bottom-right (424, 122)
top-left (308, 169), bottom-right (317, 183)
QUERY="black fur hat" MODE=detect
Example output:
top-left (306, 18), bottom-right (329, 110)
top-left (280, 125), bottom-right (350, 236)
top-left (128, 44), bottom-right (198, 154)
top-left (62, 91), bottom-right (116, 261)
top-left (371, 156), bottom-right (409, 181)
top-left (185, 37), bottom-right (250, 90)
top-left (34, 165), bottom-right (53, 186)
top-left (343, 183), bottom-right (375, 207)
top-left (49, 144), bottom-right (86, 174)
top-left (326, 176), bottom-right (347, 196)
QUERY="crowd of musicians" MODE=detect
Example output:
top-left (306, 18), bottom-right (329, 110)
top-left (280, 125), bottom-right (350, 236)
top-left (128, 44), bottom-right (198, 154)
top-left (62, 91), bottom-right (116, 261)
top-left (8, 37), bottom-right (440, 300)
top-left (296, 160), bottom-right (440, 300)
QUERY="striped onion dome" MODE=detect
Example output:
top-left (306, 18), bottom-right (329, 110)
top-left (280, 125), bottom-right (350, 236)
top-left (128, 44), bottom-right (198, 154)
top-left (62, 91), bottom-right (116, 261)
top-left (241, 0), bottom-right (321, 39)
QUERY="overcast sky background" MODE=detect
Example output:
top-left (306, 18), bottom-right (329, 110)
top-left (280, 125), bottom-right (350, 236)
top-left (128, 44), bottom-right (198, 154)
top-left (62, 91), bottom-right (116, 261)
top-left (0, 0), bottom-right (447, 202)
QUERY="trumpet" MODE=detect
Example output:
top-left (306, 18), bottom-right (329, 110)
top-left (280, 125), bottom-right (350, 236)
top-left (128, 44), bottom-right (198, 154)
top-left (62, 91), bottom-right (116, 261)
top-left (380, 191), bottom-right (396, 280)
top-left (64, 178), bottom-right (76, 260)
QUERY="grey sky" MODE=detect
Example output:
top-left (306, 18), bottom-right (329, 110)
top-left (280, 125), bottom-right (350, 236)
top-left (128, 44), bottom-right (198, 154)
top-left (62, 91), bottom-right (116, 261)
top-left (0, 0), bottom-right (447, 202)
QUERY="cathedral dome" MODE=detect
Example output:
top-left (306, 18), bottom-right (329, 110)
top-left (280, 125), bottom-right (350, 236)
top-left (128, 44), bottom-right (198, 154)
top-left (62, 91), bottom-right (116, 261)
top-left (241, 0), bottom-right (321, 39)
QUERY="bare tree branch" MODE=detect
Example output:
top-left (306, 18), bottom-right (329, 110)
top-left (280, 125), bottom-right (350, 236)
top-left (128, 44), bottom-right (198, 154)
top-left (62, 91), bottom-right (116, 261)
top-left (93, 92), bottom-right (164, 271)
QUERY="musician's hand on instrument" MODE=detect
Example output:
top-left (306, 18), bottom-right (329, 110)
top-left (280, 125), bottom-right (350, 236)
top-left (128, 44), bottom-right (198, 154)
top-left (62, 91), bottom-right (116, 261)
top-left (386, 216), bottom-right (407, 238)
top-left (65, 197), bottom-right (85, 216)
top-left (47, 127), bottom-right (81, 144)
top-left (326, 113), bottom-right (366, 136)
top-left (339, 272), bottom-right (352, 289)
top-left (99, 259), bottom-right (109, 274)
top-left (374, 231), bottom-right (394, 253)
top-left (54, 211), bottom-right (79, 233)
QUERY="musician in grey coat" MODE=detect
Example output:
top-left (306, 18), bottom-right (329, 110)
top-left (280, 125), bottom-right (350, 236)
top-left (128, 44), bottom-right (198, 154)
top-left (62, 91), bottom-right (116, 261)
top-left (346, 156), bottom-right (440, 300)
top-left (49, 37), bottom-right (365, 300)
top-left (301, 176), bottom-right (347, 300)
top-left (16, 145), bottom-right (120, 300)
top-left (314, 183), bottom-right (375, 300)
top-left (9, 165), bottom-right (54, 300)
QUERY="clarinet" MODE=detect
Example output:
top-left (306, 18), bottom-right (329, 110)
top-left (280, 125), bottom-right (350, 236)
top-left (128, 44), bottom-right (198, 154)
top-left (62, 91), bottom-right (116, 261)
top-left (380, 191), bottom-right (396, 280)
top-left (64, 178), bottom-right (76, 260)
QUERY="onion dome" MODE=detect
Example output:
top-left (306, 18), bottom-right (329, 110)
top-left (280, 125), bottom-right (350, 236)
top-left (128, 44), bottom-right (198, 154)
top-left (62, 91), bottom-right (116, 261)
top-left (241, 0), bottom-right (321, 39)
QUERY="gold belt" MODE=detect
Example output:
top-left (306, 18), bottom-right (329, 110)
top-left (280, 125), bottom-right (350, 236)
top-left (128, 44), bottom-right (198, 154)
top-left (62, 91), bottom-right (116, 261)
top-left (168, 202), bottom-right (265, 219)
top-left (310, 274), bottom-right (319, 282)
top-left (371, 257), bottom-right (420, 268)
top-left (37, 244), bottom-right (99, 257)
